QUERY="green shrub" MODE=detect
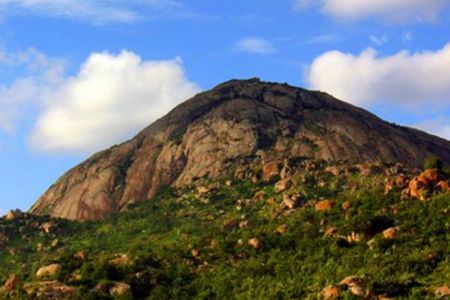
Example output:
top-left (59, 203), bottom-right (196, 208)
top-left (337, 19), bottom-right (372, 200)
top-left (423, 156), bottom-right (443, 170)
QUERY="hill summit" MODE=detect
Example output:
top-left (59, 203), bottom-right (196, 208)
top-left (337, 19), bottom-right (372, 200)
top-left (30, 78), bottom-right (450, 220)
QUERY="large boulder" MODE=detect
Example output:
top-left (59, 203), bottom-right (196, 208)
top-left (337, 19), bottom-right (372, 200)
top-left (23, 281), bottom-right (76, 300)
top-left (4, 274), bottom-right (20, 291)
top-left (315, 200), bottom-right (335, 212)
top-left (262, 161), bottom-right (281, 182)
top-left (36, 264), bottom-right (61, 278)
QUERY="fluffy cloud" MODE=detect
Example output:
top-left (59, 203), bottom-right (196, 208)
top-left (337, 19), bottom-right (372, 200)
top-left (234, 37), bottom-right (276, 54)
top-left (306, 43), bottom-right (450, 110)
top-left (296, 0), bottom-right (450, 22)
top-left (0, 0), bottom-right (184, 24)
top-left (30, 51), bottom-right (200, 153)
top-left (0, 48), bottom-right (64, 133)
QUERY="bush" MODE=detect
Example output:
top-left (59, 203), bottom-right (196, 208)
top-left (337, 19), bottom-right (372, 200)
top-left (443, 165), bottom-right (450, 178)
top-left (423, 156), bottom-right (443, 171)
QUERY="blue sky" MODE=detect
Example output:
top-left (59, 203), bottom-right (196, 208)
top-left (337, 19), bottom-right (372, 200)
top-left (1, 0), bottom-right (450, 213)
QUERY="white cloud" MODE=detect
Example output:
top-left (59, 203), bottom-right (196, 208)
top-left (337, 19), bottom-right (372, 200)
top-left (0, 48), bottom-right (64, 133)
top-left (295, 0), bottom-right (450, 22)
top-left (415, 117), bottom-right (450, 140)
top-left (306, 43), bottom-right (450, 110)
top-left (0, 0), bottom-right (185, 24)
top-left (234, 37), bottom-right (276, 54)
top-left (30, 51), bottom-right (200, 154)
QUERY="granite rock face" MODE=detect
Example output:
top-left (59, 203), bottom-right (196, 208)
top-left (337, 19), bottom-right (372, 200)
top-left (30, 79), bottom-right (450, 220)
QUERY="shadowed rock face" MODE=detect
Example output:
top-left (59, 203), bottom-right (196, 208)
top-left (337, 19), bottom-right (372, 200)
top-left (29, 78), bottom-right (450, 220)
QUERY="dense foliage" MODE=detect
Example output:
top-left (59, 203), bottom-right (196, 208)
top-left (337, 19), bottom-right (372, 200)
top-left (0, 161), bottom-right (449, 299)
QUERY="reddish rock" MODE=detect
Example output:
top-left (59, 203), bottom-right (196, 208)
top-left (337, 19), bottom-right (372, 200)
top-left (408, 177), bottom-right (430, 201)
top-left (322, 285), bottom-right (341, 299)
top-left (339, 276), bottom-right (370, 298)
top-left (420, 169), bottom-right (444, 183)
top-left (342, 201), bottom-right (351, 211)
top-left (262, 161), bottom-right (281, 181)
top-left (324, 227), bottom-right (338, 237)
top-left (282, 193), bottom-right (302, 209)
top-left (248, 238), bottom-right (261, 249)
top-left (24, 281), bottom-right (76, 299)
top-left (36, 264), bottom-right (61, 278)
top-left (74, 251), bottom-right (87, 261)
top-left (275, 178), bottom-right (294, 193)
top-left (315, 200), bottom-right (335, 212)
top-left (4, 274), bottom-right (20, 291)
top-left (436, 180), bottom-right (450, 192)
top-left (435, 286), bottom-right (450, 298)
top-left (382, 227), bottom-right (399, 240)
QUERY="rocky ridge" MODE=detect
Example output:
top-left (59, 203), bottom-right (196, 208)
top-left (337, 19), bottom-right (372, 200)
top-left (30, 78), bottom-right (450, 220)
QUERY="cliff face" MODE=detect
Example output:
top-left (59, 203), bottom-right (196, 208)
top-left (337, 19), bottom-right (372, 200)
top-left (30, 78), bottom-right (450, 220)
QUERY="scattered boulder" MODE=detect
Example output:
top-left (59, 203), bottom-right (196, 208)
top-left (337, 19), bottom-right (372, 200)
top-left (347, 232), bottom-right (363, 244)
top-left (382, 227), bottom-right (399, 240)
top-left (282, 193), bottom-right (303, 209)
top-left (248, 238), bottom-right (261, 249)
top-left (420, 169), bottom-right (444, 183)
top-left (191, 249), bottom-right (201, 258)
top-left (262, 161), bottom-right (281, 181)
top-left (222, 219), bottom-right (239, 231)
top-left (239, 220), bottom-right (249, 229)
top-left (4, 274), bottom-right (20, 291)
top-left (407, 177), bottom-right (430, 201)
top-left (325, 166), bottom-right (341, 176)
top-left (197, 186), bottom-right (213, 196)
top-left (109, 254), bottom-right (133, 267)
top-left (40, 222), bottom-right (56, 234)
top-left (385, 175), bottom-right (408, 194)
top-left (339, 276), bottom-right (370, 298)
top-left (324, 227), bottom-right (338, 237)
top-left (315, 200), bottom-right (335, 212)
top-left (342, 201), bottom-right (351, 211)
top-left (36, 264), bottom-right (61, 278)
top-left (276, 224), bottom-right (288, 235)
top-left (275, 178), bottom-right (294, 193)
top-left (436, 180), bottom-right (450, 192)
top-left (74, 251), bottom-right (87, 261)
top-left (110, 282), bottom-right (131, 297)
top-left (253, 191), bottom-right (265, 201)
top-left (321, 285), bottom-right (341, 299)
top-left (24, 281), bottom-right (76, 299)
top-left (94, 281), bottom-right (131, 297)
top-left (405, 169), bottom-right (446, 200)
top-left (358, 163), bottom-right (383, 176)
top-left (4, 209), bottom-right (23, 221)
top-left (435, 286), bottom-right (450, 298)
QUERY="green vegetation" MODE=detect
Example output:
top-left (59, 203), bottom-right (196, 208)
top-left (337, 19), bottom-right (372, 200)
top-left (424, 156), bottom-right (443, 171)
top-left (0, 161), bottom-right (449, 299)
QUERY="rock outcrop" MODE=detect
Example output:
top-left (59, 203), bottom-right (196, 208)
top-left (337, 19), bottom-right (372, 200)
top-left (30, 78), bottom-right (450, 221)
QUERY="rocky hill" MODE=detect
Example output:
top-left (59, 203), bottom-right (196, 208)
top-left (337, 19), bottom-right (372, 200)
top-left (30, 78), bottom-right (450, 221)
top-left (2, 159), bottom-right (450, 299)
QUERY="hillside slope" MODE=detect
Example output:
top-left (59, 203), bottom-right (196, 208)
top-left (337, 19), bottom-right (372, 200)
top-left (30, 78), bottom-right (450, 220)
top-left (2, 160), bottom-right (450, 299)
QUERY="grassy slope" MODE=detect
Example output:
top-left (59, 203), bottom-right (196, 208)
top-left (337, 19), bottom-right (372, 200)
top-left (0, 165), bottom-right (449, 299)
